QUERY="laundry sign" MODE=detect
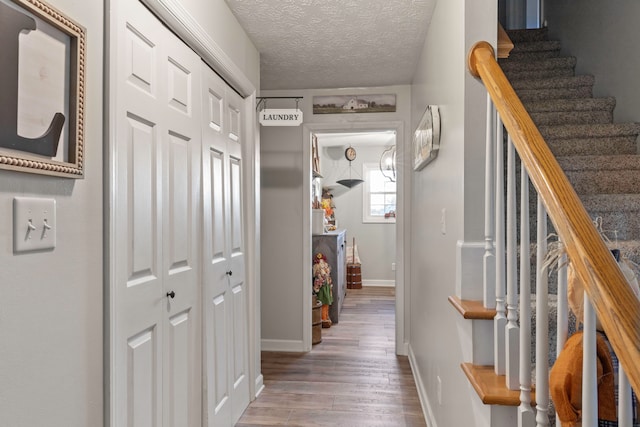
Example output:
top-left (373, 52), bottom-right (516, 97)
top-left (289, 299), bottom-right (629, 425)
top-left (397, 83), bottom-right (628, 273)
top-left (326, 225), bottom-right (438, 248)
top-left (259, 109), bottom-right (303, 126)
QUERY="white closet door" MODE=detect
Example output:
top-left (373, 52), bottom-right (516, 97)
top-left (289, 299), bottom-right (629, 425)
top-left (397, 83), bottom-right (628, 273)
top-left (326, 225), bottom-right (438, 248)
top-left (113, 1), bottom-right (201, 426)
top-left (201, 65), bottom-right (250, 427)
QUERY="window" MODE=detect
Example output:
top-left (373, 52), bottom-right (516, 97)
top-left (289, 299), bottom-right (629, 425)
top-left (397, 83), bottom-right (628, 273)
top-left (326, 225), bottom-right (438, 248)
top-left (362, 163), bottom-right (396, 223)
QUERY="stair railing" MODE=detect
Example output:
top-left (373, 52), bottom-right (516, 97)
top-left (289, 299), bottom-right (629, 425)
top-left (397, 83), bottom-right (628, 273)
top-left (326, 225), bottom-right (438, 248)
top-left (469, 40), bottom-right (640, 425)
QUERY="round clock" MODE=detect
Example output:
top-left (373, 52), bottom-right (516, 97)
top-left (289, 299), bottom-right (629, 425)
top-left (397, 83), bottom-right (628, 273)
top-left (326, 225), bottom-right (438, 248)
top-left (345, 146), bottom-right (357, 161)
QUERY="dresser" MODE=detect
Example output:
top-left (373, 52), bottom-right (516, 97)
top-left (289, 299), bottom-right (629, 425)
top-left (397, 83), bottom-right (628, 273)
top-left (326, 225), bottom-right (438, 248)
top-left (312, 229), bottom-right (347, 324)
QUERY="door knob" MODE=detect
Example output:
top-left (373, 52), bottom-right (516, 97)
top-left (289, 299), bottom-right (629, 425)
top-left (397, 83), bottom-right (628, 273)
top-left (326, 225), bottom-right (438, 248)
top-left (166, 291), bottom-right (176, 299)
top-left (226, 271), bottom-right (233, 276)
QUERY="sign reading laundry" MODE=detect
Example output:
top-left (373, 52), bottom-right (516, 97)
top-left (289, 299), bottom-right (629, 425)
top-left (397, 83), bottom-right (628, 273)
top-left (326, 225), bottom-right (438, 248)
top-left (259, 109), bottom-right (303, 126)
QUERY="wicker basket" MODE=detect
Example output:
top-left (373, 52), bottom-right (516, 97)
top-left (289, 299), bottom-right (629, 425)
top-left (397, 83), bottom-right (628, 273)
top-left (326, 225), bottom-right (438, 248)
top-left (312, 296), bottom-right (322, 344)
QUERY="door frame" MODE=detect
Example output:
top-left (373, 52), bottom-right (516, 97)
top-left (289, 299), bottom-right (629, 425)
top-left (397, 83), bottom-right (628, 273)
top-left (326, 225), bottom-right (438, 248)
top-left (105, 1), bottom-right (262, 425)
top-left (302, 121), bottom-right (408, 355)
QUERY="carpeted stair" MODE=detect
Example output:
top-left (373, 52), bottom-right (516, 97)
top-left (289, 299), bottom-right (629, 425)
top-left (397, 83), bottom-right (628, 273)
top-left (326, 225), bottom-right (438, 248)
top-left (500, 27), bottom-right (640, 268)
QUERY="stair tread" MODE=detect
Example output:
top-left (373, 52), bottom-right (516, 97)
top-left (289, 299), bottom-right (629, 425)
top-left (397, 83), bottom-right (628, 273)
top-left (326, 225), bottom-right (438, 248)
top-left (461, 363), bottom-right (537, 406)
top-left (448, 296), bottom-right (496, 320)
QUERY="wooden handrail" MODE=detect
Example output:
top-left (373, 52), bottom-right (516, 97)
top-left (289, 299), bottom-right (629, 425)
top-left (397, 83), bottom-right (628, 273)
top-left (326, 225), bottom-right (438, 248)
top-left (468, 41), bottom-right (640, 394)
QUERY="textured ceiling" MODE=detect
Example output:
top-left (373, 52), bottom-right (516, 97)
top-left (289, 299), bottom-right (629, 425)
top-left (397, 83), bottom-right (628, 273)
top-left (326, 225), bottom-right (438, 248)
top-left (225, 0), bottom-right (436, 90)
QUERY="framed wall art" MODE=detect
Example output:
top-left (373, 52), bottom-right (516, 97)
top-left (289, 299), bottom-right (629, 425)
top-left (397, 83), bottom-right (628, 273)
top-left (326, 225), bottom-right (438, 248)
top-left (413, 105), bottom-right (440, 171)
top-left (0, 0), bottom-right (86, 178)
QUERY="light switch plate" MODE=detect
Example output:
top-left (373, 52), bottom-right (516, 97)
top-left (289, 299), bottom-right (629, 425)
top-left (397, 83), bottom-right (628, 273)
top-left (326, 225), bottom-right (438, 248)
top-left (13, 197), bottom-right (56, 253)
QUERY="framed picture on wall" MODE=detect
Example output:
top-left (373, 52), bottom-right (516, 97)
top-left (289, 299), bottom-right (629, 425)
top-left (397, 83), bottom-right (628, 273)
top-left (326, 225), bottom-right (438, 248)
top-left (312, 134), bottom-right (321, 177)
top-left (413, 105), bottom-right (441, 171)
top-left (0, 0), bottom-right (86, 178)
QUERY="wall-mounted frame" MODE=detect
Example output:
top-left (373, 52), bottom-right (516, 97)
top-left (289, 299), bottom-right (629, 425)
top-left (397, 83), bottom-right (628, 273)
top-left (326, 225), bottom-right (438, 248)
top-left (0, 0), bottom-right (86, 178)
top-left (413, 105), bottom-right (440, 171)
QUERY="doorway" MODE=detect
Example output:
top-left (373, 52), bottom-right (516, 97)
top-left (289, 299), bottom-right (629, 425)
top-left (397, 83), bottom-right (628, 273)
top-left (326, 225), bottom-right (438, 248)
top-left (301, 122), bottom-right (407, 355)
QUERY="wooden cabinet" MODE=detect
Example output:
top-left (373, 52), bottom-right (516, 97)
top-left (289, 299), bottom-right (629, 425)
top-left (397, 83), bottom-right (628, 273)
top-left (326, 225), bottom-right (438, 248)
top-left (313, 229), bottom-right (347, 323)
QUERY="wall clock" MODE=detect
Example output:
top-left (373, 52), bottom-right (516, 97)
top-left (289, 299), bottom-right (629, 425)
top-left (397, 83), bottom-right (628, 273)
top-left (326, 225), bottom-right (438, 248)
top-left (413, 105), bottom-right (441, 171)
top-left (345, 146), bottom-right (357, 161)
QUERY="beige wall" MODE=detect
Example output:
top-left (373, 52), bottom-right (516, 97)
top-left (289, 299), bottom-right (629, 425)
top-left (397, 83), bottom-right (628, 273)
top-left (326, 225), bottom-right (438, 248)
top-left (408, 0), bottom-right (496, 425)
top-left (546, 0), bottom-right (640, 123)
top-left (0, 0), bottom-right (104, 425)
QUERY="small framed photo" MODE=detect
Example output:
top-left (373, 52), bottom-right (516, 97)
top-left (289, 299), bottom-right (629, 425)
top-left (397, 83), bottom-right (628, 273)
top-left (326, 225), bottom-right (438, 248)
top-left (413, 105), bottom-right (440, 171)
top-left (0, 0), bottom-right (86, 178)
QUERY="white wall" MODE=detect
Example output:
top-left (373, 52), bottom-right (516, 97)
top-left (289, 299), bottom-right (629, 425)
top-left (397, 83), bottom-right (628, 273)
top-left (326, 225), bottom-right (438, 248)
top-left (169, 0), bottom-right (260, 90)
top-left (0, 0), bottom-right (103, 425)
top-left (260, 86), bottom-right (410, 348)
top-left (545, 0), bottom-right (640, 123)
top-left (319, 144), bottom-right (396, 283)
top-left (408, 0), bottom-right (495, 426)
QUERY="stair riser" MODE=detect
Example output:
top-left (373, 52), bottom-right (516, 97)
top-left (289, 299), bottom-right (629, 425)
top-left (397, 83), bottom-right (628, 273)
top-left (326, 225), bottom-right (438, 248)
top-left (506, 68), bottom-right (575, 81)
top-left (518, 87), bottom-right (593, 101)
top-left (508, 50), bottom-right (562, 61)
top-left (507, 28), bottom-right (549, 43)
top-left (524, 98), bottom-right (616, 114)
top-left (581, 210), bottom-right (640, 240)
top-left (566, 170), bottom-right (640, 194)
top-left (547, 137), bottom-right (638, 157)
top-left (531, 111), bottom-right (612, 126)
top-left (501, 57), bottom-right (576, 72)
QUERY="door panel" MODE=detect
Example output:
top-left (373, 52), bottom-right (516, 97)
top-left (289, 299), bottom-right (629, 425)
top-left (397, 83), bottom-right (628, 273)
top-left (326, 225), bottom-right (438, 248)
top-left (127, 327), bottom-right (159, 427)
top-left (201, 64), bottom-right (249, 426)
top-left (202, 66), bottom-right (232, 427)
top-left (115, 2), bottom-right (201, 427)
top-left (160, 20), bottom-right (202, 427)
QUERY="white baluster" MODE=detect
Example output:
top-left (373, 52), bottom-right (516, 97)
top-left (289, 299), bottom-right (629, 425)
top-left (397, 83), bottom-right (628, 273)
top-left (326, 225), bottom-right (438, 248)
top-left (495, 116), bottom-right (507, 376)
top-left (556, 241), bottom-right (568, 356)
top-left (535, 197), bottom-right (549, 427)
top-left (582, 294), bottom-right (598, 427)
top-left (518, 166), bottom-right (534, 426)
top-left (484, 95), bottom-right (496, 310)
top-left (556, 241), bottom-right (568, 427)
top-left (506, 136), bottom-right (520, 390)
top-left (619, 366), bottom-right (633, 427)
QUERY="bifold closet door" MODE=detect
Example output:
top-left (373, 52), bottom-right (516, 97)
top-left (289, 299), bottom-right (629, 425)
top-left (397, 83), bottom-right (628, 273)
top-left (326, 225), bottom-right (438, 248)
top-left (201, 64), bottom-right (250, 427)
top-left (113, 1), bottom-right (202, 426)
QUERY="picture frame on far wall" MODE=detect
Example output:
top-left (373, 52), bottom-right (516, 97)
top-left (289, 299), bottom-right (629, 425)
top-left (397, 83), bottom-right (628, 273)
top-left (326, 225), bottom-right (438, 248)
top-left (413, 105), bottom-right (441, 171)
top-left (0, 0), bottom-right (86, 178)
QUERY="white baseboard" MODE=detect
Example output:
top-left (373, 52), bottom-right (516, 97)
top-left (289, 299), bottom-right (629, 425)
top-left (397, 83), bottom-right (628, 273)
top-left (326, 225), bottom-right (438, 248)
top-left (397, 340), bottom-right (409, 356)
top-left (254, 374), bottom-right (265, 399)
top-left (362, 279), bottom-right (395, 287)
top-left (260, 339), bottom-right (305, 352)
top-left (409, 344), bottom-right (438, 427)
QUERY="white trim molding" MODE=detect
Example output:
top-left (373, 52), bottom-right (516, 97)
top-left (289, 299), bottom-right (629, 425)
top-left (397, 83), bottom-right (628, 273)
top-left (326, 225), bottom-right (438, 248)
top-left (302, 121), bottom-right (406, 356)
top-left (261, 339), bottom-right (306, 353)
top-left (456, 240), bottom-right (486, 300)
top-left (362, 280), bottom-right (396, 287)
top-left (409, 345), bottom-right (438, 427)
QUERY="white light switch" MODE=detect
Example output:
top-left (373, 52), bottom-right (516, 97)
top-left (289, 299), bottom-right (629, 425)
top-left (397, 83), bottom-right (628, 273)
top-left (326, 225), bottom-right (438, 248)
top-left (13, 197), bottom-right (56, 253)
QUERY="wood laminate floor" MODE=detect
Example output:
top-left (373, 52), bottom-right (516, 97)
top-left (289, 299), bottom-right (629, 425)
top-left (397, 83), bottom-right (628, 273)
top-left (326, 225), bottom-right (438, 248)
top-left (237, 287), bottom-right (427, 427)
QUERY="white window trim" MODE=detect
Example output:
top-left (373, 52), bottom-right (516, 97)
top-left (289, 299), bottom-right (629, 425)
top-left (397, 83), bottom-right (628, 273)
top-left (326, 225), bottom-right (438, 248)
top-left (362, 162), bottom-right (396, 224)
